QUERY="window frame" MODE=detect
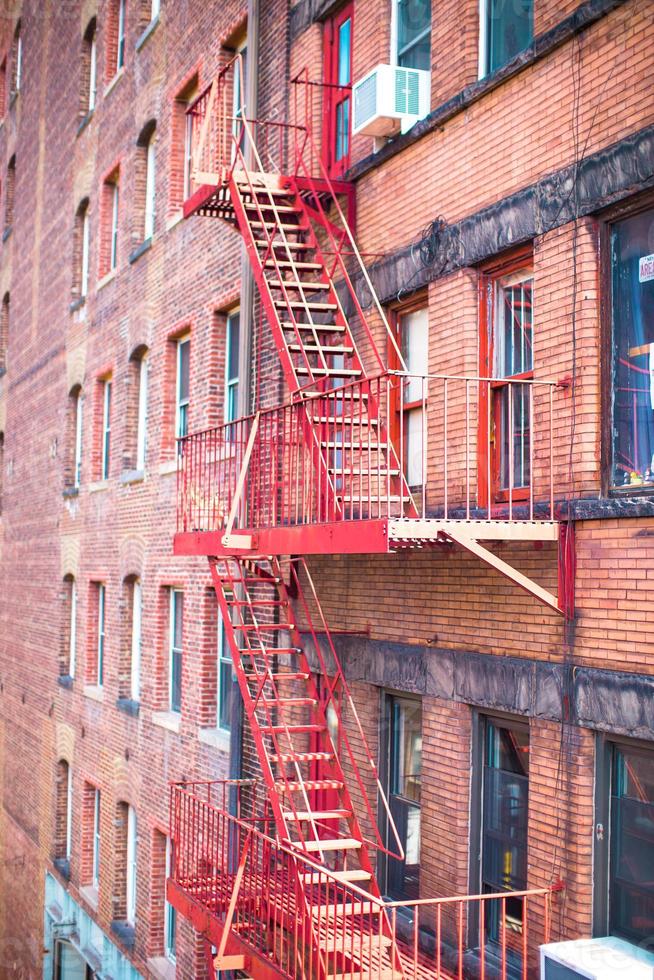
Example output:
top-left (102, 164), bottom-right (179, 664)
top-left (175, 334), bottom-right (190, 439)
top-left (389, 300), bottom-right (429, 491)
top-left (135, 353), bottom-right (148, 470)
top-left (73, 390), bottom-right (83, 488)
top-left (477, 0), bottom-right (533, 79)
top-left (80, 207), bottom-right (90, 298)
top-left (169, 588), bottom-right (183, 713)
top-left (164, 836), bottom-right (177, 961)
top-left (92, 787), bottom-right (101, 889)
top-left (96, 582), bottom-right (106, 687)
top-left (69, 577), bottom-right (78, 678)
top-left (391, 0), bottom-right (431, 71)
top-left (217, 614), bottom-right (232, 732)
top-left (11, 23), bottom-right (21, 97)
top-left (101, 378), bottom-right (112, 480)
top-left (126, 804), bottom-right (137, 926)
top-left (65, 763), bottom-right (73, 861)
top-left (224, 312), bottom-right (240, 425)
top-left (110, 180), bottom-right (119, 270)
top-left (144, 130), bottom-right (156, 241)
top-left (322, 3), bottom-right (354, 179)
top-left (116, 0), bottom-right (127, 73)
top-left (130, 579), bottom-right (142, 701)
top-left (478, 249), bottom-right (534, 509)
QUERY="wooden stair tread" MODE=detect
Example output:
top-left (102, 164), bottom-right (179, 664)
top-left (283, 808), bottom-right (349, 820)
top-left (275, 299), bottom-right (337, 311)
top-left (277, 779), bottom-right (343, 792)
top-left (298, 367), bottom-right (361, 377)
top-left (282, 321), bottom-right (346, 333)
top-left (298, 837), bottom-right (361, 852)
top-left (301, 869), bottom-right (372, 885)
top-left (289, 344), bottom-right (354, 355)
top-left (273, 751), bottom-right (333, 763)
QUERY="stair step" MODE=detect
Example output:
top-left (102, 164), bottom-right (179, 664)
top-left (283, 808), bottom-right (349, 820)
top-left (312, 901), bottom-right (379, 917)
top-left (330, 468), bottom-right (400, 477)
top-left (275, 299), bottom-right (337, 312)
top-left (255, 239), bottom-right (310, 252)
top-left (265, 259), bottom-right (323, 270)
top-left (299, 837), bottom-right (361, 852)
top-left (326, 968), bottom-right (397, 979)
top-left (273, 751), bottom-right (333, 764)
top-left (301, 869), bottom-right (372, 885)
top-left (240, 622), bottom-right (295, 631)
top-left (263, 697), bottom-right (317, 707)
top-left (312, 415), bottom-right (377, 425)
top-left (321, 441), bottom-right (388, 450)
top-left (298, 367), bottom-right (362, 377)
top-left (282, 321), bottom-right (346, 333)
top-left (261, 724), bottom-right (325, 734)
top-left (269, 279), bottom-right (327, 291)
top-left (250, 220), bottom-right (304, 232)
top-left (238, 647), bottom-right (301, 655)
top-left (245, 203), bottom-right (299, 215)
top-left (277, 779), bottom-right (343, 792)
top-left (246, 672), bottom-right (309, 683)
top-left (290, 344), bottom-right (354, 355)
top-left (341, 495), bottom-right (402, 503)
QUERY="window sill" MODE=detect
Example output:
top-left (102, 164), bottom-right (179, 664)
top-left (2, 226), bottom-right (12, 243)
top-left (69, 296), bottom-right (86, 314)
top-left (158, 458), bottom-right (180, 476)
top-left (117, 697), bottom-right (140, 717)
top-left (110, 921), bottom-right (135, 950)
top-left (79, 884), bottom-right (99, 910)
top-left (53, 857), bottom-right (71, 881)
top-left (166, 210), bottom-right (185, 232)
top-left (104, 68), bottom-right (125, 100)
top-left (88, 479), bottom-right (110, 493)
top-left (62, 486), bottom-right (80, 499)
top-left (147, 957), bottom-right (176, 980)
top-left (198, 727), bottom-right (231, 752)
top-left (151, 710), bottom-right (181, 733)
top-left (120, 468), bottom-right (145, 485)
top-left (97, 268), bottom-right (117, 291)
top-left (76, 109), bottom-right (94, 137)
top-left (83, 684), bottom-right (104, 703)
top-left (128, 237), bottom-right (153, 265)
top-left (136, 14), bottom-right (160, 51)
top-left (57, 674), bottom-right (74, 690)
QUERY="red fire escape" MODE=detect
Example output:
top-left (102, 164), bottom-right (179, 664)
top-left (168, 56), bottom-right (565, 980)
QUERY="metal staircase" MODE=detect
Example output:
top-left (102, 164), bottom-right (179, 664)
top-left (208, 555), bottom-right (404, 980)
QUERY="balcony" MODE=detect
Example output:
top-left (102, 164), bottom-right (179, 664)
top-left (168, 779), bottom-right (558, 980)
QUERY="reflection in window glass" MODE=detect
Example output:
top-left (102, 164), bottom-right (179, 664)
top-left (386, 695), bottom-right (422, 901)
top-left (610, 746), bottom-right (654, 944)
top-left (396, 0), bottom-right (431, 70)
top-left (611, 209), bottom-right (654, 489)
top-left (484, 0), bottom-right (533, 76)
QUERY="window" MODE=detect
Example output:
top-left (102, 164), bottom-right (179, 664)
top-left (5, 155), bottom-right (15, 235)
top-left (55, 760), bottom-right (72, 864)
top-left (0, 292), bottom-right (8, 375)
top-left (101, 170), bottom-right (120, 276)
top-left (165, 837), bottom-right (177, 961)
top-left (480, 717), bottom-right (529, 941)
top-left (323, 4), bottom-right (353, 177)
top-left (231, 41), bottom-right (247, 161)
top-left (480, 260), bottom-right (533, 504)
top-left (144, 128), bottom-right (156, 240)
top-left (383, 694), bottom-right (422, 900)
top-left (394, 0), bottom-right (431, 71)
top-left (110, 180), bottom-right (119, 269)
top-left (172, 75), bottom-right (199, 207)
top-left (176, 335), bottom-right (190, 438)
top-left (61, 575), bottom-right (77, 678)
top-left (10, 21), bottom-right (21, 97)
top-left (479, 0), bottom-right (533, 77)
top-left (393, 305), bottom-right (428, 487)
top-left (66, 386), bottom-right (84, 490)
top-left (116, 0), bottom-right (127, 73)
top-left (130, 578), bottom-right (142, 700)
top-left (0, 59), bottom-right (6, 117)
top-left (94, 582), bottom-right (106, 686)
top-left (217, 615), bottom-right (233, 731)
top-left (169, 589), bottom-right (183, 713)
top-left (92, 788), bottom-right (101, 888)
top-left (609, 207), bottom-right (654, 490)
top-left (126, 804), bottom-right (137, 926)
top-left (73, 200), bottom-right (90, 301)
top-left (101, 377), bottom-right (112, 479)
top-left (150, 0), bottom-right (160, 21)
top-left (0, 432), bottom-right (4, 518)
top-left (81, 19), bottom-right (97, 117)
top-left (225, 311), bottom-right (240, 424)
top-left (136, 353), bottom-right (148, 470)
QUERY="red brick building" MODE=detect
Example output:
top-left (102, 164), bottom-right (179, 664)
top-left (1, 0), bottom-right (654, 978)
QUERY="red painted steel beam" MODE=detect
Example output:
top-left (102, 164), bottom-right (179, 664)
top-left (173, 519), bottom-right (392, 557)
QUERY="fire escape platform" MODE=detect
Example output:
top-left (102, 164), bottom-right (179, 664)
top-left (174, 517), bottom-right (559, 556)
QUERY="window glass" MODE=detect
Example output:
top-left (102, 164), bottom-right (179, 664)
top-left (102, 379), bottom-right (112, 479)
top-left (482, 719), bottom-right (529, 939)
top-left (165, 836), bottom-right (177, 959)
top-left (385, 695), bottom-right (422, 901)
top-left (93, 788), bottom-right (101, 888)
top-left (396, 0), bottom-right (431, 71)
top-left (177, 337), bottom-right (190, 438)
top-left (110, 182), bottom-right (119, 269)
top-left (136, 355), bottom-right (148, 470)
top-left (218, 617), bottom-right (233, 731)
top-left (130, 580), bottom-right (142, 700)
top-left (126, 805), bottom-right (137, 925)
top-left (485, 0), bottom-right (533, 75)
top-left (117, 0), bottom-right (126, 71)
top-left (610, 746), bottom-right (654, 943)
top-left (225, 312), bottom-right (240, 425)
top-left (74, 392), bottom-right (83, 487)
top-left (170, 590), bottom-right (183, 712)
top-left (97, 583), bottom-right (105, 686)
top-left (611, 208), bottom-right (654, 489)
top-left (337, 18), bottom-right (351, 86)
top-left (399, 307), bottom-right (428, 486)
top-left (88, 31), bottom-right (97, 111)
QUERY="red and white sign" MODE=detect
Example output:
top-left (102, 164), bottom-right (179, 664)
top-left (639, 253), bottom-right (654, 283)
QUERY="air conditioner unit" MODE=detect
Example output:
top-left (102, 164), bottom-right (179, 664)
top-left (540, 936), bottom-right (654, 979)
top-left (352, 64), bottom-right (430, 138)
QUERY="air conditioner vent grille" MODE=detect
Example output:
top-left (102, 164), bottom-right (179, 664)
top-left (354, 72), bottom-right (377, 131)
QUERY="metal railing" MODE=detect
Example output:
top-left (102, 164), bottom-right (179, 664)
top-left (177, 372), bottom-right (564, 535)
top-left (169, 779), bottom-right (558, 980)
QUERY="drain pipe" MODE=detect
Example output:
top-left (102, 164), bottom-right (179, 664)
top-left (229, 0), bottom-right (260, 797)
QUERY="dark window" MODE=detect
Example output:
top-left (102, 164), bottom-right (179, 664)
top-left (610, 207), bottom-right (654, 490)
top-left (396, 0), bottom-right (431, 71)
top-left (609, 745), bottom-right (654, 944)
top-left (383, 694), bottom-right (422, 900)
top-left (481, 718), bottom-right (529, 941)
top-left (483, 0), bottom-right (532, 76)
top-left (217, 616), bottom-right (233, 731)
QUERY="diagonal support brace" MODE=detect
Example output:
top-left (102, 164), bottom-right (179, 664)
top-left (443, 526), bottom-right (563, 615)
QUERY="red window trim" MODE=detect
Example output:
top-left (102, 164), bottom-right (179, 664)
top-left (322, 2), bottom-right (354, 179)
top-left (478, 248), bottom-right (534, 510)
